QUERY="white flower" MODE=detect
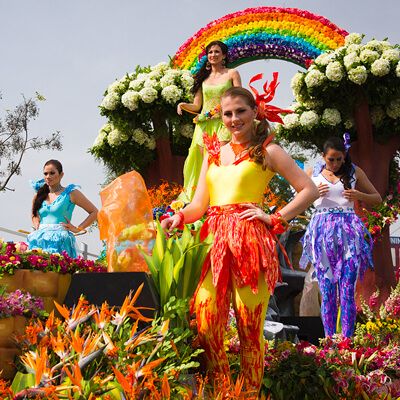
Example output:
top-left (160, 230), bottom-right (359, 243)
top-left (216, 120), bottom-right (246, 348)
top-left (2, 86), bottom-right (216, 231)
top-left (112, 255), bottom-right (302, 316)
top-left (181, 74), bottom-right (194, 90)
top-left (303, 98), bottom-right (323, 109)
top-left (121, 91), bottom-right (140, 111)
top-left (325, 61), bottom-right (344, 82)
top-left (107, 80), bottom-right (125, 93)
top-left (299, 111), bottom-right (319, 128)
top-left (396, 61), bottom-right (400, 78)
top-left (343, 53), bottom-right (361, 70)
top-left (161, 85), bottom-right (183, 104)
top-left (282, 113), bottom-right (300, 129)
top-left (145, 136), bottom-right (156, 150)
top-left (101, 92), bottom-right (120, 110)
top-left (364, 40), bottom-right (384, 52)
top-left (139, 87), bottom-right (158, 103)
top-left (346, 44), bottom-right (361, 54)
top-left (386, 99), bottom-right (400, 119)
top-left (290, 72), bottom-right (305, 95)
top-left (108, 128), bottom-right (123, 146)
top-left (136, 73), bottom-right (148, 80)
top-left (144, 79), bottom-right (159, 89)
top-left (348, 66), bottom-right (368, 85)
top-left (382, 49), bottom-right (400, 63)
top-left (304, 70), bottom-right (326, 88)
top-left (359, 49), bottom-right (380, 64)
top-left (344, 118), bottom-right (354, 129)
top-left (132, 128), bottom-right (147, 145)
top-left (314, 53), bottom-right (335, 66)
top-left (160, 74), bottom-right (176, 88)
top-left (151, 62), bottom-right (169, 72)
top-left (321, 108), bottom-right (341, 126)
top-left (129, 79), bottom-right (145, 91)
top-left (93, 130), bottom-right (107, 147)
top-left (344, 33), bottom-right (363, 46)
top-left (289, 102), bottom-right (301, 111)
top-left (371, 58), bottom-right (391, 77)
top-left (370, 106), bottom-right (386, 126)
top-left (180, 124), bottom-right (194, 138)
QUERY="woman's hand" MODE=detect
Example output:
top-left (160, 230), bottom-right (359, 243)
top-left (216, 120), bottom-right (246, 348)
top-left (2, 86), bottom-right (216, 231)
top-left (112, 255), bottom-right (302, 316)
top-left (342, 188), bottom-right (361, 202)
top-left (160, 214), bottom-right (182, 233)
top-left (61, 217), bottom-right (81, 233)
top-left (318, 183), bottom-right (329, 197)
top-left (177, 103), bottom-right (186, 115)
top-left (238, 204), bottom-right (270, 224)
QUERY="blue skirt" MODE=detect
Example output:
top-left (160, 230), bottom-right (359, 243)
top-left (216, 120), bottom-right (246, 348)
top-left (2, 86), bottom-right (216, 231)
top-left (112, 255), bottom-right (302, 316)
top-left (27, 224), bottom-right (78, 258)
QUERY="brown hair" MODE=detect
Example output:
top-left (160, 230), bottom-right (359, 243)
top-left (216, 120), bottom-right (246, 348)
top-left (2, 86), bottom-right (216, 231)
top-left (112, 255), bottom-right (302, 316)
top-left (221, 87), bottom-right (273, 170)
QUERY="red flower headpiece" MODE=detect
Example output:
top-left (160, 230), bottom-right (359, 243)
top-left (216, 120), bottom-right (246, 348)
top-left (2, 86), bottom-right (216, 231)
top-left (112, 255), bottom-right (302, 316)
top-left (249, 72), bottom-right (293, 124)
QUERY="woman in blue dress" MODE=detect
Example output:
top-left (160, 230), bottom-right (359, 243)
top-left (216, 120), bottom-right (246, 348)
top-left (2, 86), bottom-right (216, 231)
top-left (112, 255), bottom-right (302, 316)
top-left (28, 159), bottom-right (98, 257)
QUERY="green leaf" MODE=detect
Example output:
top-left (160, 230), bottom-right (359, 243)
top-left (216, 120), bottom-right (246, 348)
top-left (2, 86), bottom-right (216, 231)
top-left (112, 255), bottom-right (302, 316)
top-left (11, 372), bottom-right (36, 394)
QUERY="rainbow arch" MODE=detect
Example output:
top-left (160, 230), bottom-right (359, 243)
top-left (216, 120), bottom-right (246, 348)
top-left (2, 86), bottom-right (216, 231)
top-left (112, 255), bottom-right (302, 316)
top-left (173, 7), bottom-right (348, 72)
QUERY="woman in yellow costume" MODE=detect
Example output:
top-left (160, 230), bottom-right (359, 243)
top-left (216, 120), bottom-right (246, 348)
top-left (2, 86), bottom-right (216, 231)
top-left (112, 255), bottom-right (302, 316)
top-left (177, 40), bottom-right (241, 202)
top-left (164, 83), bottom-right (319, 393)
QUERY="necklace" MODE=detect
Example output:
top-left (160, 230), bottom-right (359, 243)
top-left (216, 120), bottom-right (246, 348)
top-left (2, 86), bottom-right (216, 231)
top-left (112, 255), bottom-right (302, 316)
top-left (230, 141), bottom-right (251, 158)
top-left (49, 184), bottom-right (63, 193)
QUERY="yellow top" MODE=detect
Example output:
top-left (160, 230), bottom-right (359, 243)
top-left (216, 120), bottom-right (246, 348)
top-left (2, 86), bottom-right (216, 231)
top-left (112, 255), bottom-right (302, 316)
top-left (206, 159), bottom-right (275, 206)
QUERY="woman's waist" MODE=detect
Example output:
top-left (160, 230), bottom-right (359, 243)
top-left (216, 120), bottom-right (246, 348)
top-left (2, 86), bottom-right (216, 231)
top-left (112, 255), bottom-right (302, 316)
top-left (207, 202), bottom-right (261, 216)
top-left (37, 223), bottom-right (68, 230)
top-left (314, 206), bottom-right (355, 215)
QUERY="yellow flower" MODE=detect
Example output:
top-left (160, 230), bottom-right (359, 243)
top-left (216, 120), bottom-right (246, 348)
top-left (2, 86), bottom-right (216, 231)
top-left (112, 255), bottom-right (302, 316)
top-left (170, 200), bottom-right (184, 212)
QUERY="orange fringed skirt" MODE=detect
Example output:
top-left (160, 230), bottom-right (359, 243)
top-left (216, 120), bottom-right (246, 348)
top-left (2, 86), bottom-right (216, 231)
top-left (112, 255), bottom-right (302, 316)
top-left (196, 204), bottom-right (281, 303)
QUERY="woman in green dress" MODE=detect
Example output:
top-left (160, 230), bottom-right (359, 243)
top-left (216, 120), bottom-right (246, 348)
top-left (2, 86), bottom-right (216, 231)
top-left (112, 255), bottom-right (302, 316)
top-left (177, 40), bottom-right (241, 202)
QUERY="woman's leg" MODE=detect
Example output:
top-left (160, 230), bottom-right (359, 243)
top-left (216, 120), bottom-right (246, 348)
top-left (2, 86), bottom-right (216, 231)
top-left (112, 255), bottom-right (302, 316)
top-left (339, 259), bottom-right (358, 337)
top-left (316, 270), bottom-right (338, 337)
top-left (194, 268), bottom-right (231, 376)
top-left (232, 274), bottom-right (270, 391)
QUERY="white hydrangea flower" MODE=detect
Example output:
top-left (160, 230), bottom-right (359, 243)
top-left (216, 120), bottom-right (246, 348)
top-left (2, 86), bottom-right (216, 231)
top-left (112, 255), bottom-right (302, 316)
top-left (121, 91), bottom-right (140, 111)
top-left (132, 128), bottom-right (147, 145)
top-left (145, 136), bottom-right (156, 150)
top-left (151, 62), bottom-right (169, 72)
top-left (282, 113), bottom-right (300, 129)
top-left (289, 102), bottom-right (301, 111)
top-left (129, 79), bottom-right (145, 91)
top-left (370, 106), bottom-right (386, 126)
top-left (136, 73), bottom-right (148, 80)
top-left (148, 70), bottom-right (163, 80)
top-left (181, 74), bottom-right (194, 90)
top-left (107, 80), bottom-right (125, 93)
top-left (108, 128), bottom-right (123, 146)
top-left (371, 58), bottom-right (391, 77)
top-left (180, 123), bottom-right (194, 138)
top-left (359, 49), bottom-right (380, 64)
top-left (299, 111), bottom-right (319, 128)
top-left (314, 53), bottom-right (335, 66)
top-left (304, 70), bottom-right (326, 88)
top-left (396, 61), bottom-right (400, 78)
top-left (144, 79), bottom-right (159, 89)
top-left (348, 66), bottom-right (368, 85)
top-left (321, 108), bottom-right (341, 126)
top-left (290, 72), bottom-right (305, 95)
top-left (160, 74), bottom-right (176, 88)
top-left (101, 92), bottom-right (120, 110)
top-left (325, 61), bottom-right (344, 82)
top-left (346, 44), bottom-right (361, 54)
top-left (303, 98), bottom-right (323, 109)
top-left (344, 118), bottom-right (354, 129)
top-left (343, 53), bottom-right (361, 70)
top-left (382, 48), bottom-right (400, 63)
top-left (161, 85), bottom-right (183, 104)
top-left (139, 87), bottom-right (158, 103)
top-left (344, 33), bottom-right (363, 46)
top-left (386, 99), bottom-right (400, 119)
top-left (93, 130), bottom-right (107, 147)
top-left (364, 40), bottom-right (384, 52)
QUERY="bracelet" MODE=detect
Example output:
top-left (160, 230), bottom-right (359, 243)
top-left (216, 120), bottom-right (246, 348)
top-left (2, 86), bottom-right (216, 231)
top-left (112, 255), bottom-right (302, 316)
top-left (176, 211), bottom-right (185, 230)
top-left (77, 225), bottom-right (85, 232)
top-left (269, 212), bottom-right (288, 235)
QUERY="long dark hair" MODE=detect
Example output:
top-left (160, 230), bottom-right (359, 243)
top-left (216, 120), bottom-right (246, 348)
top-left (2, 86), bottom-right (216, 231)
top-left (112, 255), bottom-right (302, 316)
top-left (323, 137), bottom-right (355, 190)
top-left (32, 160), bottom-right (63, 217)
top-left (221, 87), bottom-right (273, 170)
top-left (192, 41), bottom-right (229, 95)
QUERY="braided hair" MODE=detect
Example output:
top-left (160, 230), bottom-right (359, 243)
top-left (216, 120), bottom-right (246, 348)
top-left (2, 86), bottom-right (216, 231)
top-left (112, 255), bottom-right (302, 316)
top-left (32, 160), bottom-right (63, 217)
top-left (192, 41), bottom-right (229, 95)
top-left (322, 137), bottom-right (355, 190)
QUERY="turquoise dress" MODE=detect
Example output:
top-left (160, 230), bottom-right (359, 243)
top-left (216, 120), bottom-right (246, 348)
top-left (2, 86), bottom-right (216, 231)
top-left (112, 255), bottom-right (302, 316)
top-left (27, 184), bottom-right (80, 257)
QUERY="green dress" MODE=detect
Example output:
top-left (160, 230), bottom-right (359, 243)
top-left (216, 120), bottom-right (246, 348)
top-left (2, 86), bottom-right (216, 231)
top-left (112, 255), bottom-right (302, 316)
top-left (180, 80), bottom-right (232, 202)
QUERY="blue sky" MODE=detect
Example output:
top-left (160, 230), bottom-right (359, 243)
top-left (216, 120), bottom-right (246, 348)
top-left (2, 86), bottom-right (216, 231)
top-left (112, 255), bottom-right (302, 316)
top-left (0, 0), bottom-right (399, 254)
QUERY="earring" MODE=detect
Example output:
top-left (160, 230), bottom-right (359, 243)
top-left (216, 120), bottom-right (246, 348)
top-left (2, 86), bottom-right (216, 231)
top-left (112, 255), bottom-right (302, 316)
top-left (222, 59), bottom-right (226, 66)
top-left (206, 61), bottom-right (211, 70)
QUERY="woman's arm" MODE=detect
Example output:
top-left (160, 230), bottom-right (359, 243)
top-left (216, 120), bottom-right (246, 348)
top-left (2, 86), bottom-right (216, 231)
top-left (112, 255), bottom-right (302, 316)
top-left (161, 155), bottom-right (210, 230)
top-left (230, 69), bottom-right (242, 87)
top-left (343, 166), bottom-right (382, 206)
top-left (267, 144), bottom-right (319, 221)
top-left (62, 190), bottom-right (98, 233)
top-left (177, 89), bottom-right (203, 115)
top-left (31, 195), bottom-right (40, 229)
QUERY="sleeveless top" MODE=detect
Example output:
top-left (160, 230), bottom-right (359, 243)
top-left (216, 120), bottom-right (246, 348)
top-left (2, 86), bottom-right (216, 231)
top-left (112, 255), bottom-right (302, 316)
top-left (311, 162), bottom-right (356, 211)
top-left (38, 184), bottom-right (80, 224)
top-left (204, 134), bottom-right (275, 206)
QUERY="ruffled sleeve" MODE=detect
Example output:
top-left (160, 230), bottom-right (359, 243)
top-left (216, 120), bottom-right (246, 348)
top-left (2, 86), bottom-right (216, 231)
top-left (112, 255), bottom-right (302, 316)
top-left (64, 184), bottom-right (81, 195)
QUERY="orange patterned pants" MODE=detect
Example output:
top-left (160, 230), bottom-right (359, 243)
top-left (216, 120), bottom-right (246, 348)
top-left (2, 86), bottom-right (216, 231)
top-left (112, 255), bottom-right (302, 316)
top-left (194, 268), bottom-right (270, 391)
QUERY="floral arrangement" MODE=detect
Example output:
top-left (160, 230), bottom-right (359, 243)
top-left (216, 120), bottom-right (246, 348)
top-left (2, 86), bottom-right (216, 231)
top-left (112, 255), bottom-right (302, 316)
top-left (0, 288), bottom-right (46, 319)
top-left (90, 62), bottom-right (195, 176)
top-left (0, 241), bottom-right (106, 275)
top-left (278, 33), bottom-right (400, 148)
top-left (147, 180), bottom-right (184, 219)
top-left (173, 7), bottom-right (347, 73)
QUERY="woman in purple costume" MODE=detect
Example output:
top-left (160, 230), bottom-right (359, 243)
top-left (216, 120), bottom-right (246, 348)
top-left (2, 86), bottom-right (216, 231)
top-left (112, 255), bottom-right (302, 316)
top-left (300, 136), bottom-right (381, 337)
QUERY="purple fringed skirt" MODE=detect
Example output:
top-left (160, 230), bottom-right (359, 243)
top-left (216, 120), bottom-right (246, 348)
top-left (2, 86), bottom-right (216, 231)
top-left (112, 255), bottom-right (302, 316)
top-left (299, 210), bottom-right (373, 283)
